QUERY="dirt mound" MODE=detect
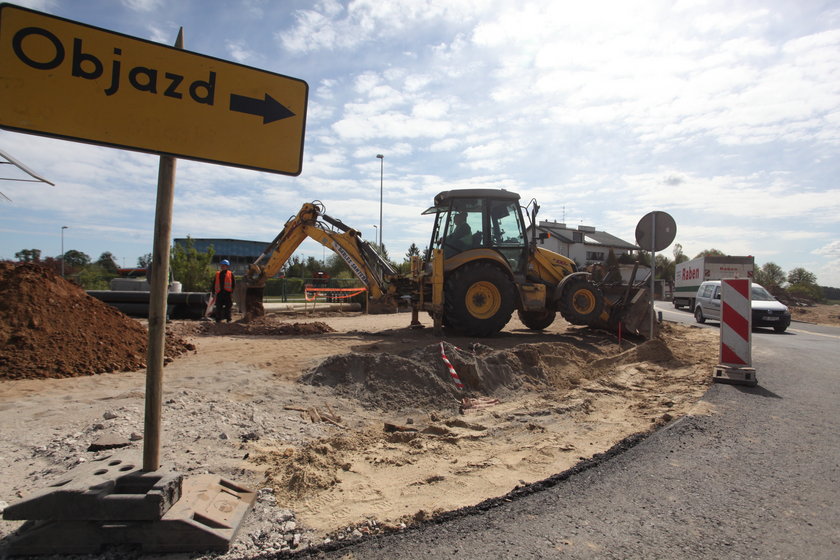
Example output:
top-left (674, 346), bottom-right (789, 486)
top-left (0, 262), bottom-right (192, 380)
top-left (303, 339), bottom-right (623, 410)
top-left (181, 315), bottom-right (336, 336)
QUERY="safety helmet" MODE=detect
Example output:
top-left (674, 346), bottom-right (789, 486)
top-left (221, 259), bottom-right (230, 266)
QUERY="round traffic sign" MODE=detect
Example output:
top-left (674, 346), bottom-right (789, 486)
top-left (635, 211), bottom-right (677, 252)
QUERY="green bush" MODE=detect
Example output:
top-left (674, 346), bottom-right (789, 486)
top-left (788, 283), bottom-right (823, 303)
top-left (77, 264), bottom-right (116, 290)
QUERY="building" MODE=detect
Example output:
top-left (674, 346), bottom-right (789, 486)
top-left (525, 221), bottom-right (639, 267)
top-left (173, 238), bottom-right (270, 274)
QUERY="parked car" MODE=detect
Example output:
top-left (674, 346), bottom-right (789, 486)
top-left (694, 280), bottom-right (791, 333)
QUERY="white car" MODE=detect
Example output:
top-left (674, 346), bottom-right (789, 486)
top-left (694, 280), bottom-right (791, 333)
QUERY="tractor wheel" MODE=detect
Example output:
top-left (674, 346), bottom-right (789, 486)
top-left (444, 262), bottom-right (515, 337)
top-left (517, 309), bottom-right (556, 331)
top-left (559, 278), bottom-right (604, 326)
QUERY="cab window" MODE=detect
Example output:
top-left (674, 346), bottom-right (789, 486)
top-left (437, 198), bottom-right (483, 259)
top-left (488, 199), bottom-right (526, 272)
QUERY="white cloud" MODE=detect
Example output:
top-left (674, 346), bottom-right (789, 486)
top-left (812, 241), bottom-right (840, 287)
top-left (9, 0), bottom-right (57, 11)
top-left (429, 138), bottom-right (461, 152)
top-left (814, 240), bottom-right (840, 257)
top-left (279, 0), bottom-right (490, 53)
top-left (121, 0), bottom-right (163, 12)
top-left (332, 112), bottom-right (453, 140)
top-left (226, 40), bottom-right (256, 63)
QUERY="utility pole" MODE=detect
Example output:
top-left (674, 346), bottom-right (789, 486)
top-left (376, 154), bottom-right (384, 247)
top-left (60, 226), bottom-right (68, 277)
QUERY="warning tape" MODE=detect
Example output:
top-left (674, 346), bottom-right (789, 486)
top-left (439, 342), bottom-right (465, 389)
top-left (303, 287), bottom-right (367, 302)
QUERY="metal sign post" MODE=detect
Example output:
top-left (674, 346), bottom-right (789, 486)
top-left (650, 213), bottom-right (656, 338)
top-left (635, 211), bottom-right (677, 339)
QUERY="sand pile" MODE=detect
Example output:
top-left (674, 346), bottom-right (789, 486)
top-left (0, 262), bottom-right (192, 380)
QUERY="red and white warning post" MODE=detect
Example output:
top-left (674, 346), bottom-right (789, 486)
top-left (713, 278), bottom-right (758, 386)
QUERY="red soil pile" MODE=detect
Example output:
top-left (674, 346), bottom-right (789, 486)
top-left (0, 262), bottom-right (193, 380)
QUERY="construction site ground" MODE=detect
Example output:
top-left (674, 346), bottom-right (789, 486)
top-left (8, 266), bottom-right (837, 556)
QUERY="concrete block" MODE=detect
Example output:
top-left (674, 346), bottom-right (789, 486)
top-left (4, 475), bottom-right (255, 555)
top-left (3, 452), bottom-right (182, 521)
top-left (713, 364), bottom-right (758, 387)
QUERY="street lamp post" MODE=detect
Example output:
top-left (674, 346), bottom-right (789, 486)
top-left (60, 226), bottom-right (68, 277)
top-left (376, 154), bottom-right (384, 247)
top-left (372, 224), bottom-right (377, 244)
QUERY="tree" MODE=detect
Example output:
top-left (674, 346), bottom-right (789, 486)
top-left (405, 243), bottom-right (420, 261)
top-left (15, 248), bottom-right (41, 262)
top-left (787, 267), bottom-right (817, 286)
top-left (96, 252), bottom-right (119, 274)
top-left (694, 248), bottom-right (726, 258)
top-left (170, 236), bottom-right (214, 292)
top-left (372, 242), bottom-right (390, 262)
top-left (654, 254), bottom-right (675, 281)
top-left (77, 264), bottom-right (113, 290)
top-left (137, 253), bottom-right (153, 268)
top-left (754, 262), bottom-right (785, 288)
top-left (786, 267), bottom-right (821, 302)
top-left (606, 248), bottom-right (620, 270)
top-left (286, 255), bottom-right (303, 278)
top-left (617, 251), bottom-right (636, 265)
top-left (62, 250), bottom-right (91, 269)
top-left (324, 253), bottom-right (350, 277)
top-left (305, 256), bottom-right (321, 276)
top-left (635, 251), bottom-right (651, 267)
top-left (672, 243), bottom-right (689, 264)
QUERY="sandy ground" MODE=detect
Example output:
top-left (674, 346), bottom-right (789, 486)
top-left (790, 303), bottom-right (840, 327)
top-left (0, 310), bottom-right (719, 557)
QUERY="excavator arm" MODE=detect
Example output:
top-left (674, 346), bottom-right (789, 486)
top-left (244, 201), bottom-right (399, 318)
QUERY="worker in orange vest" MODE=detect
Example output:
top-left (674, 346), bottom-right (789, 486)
top-left (212, 259), bottom-right (236, 322)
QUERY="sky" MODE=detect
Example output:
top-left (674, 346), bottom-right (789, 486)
top-left (1, 0), bottom-right (839, 286)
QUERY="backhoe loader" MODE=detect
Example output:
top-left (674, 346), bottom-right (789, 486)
top-left (243, 189), bottom-right (654, 337)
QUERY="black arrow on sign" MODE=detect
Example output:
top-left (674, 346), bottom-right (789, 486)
top-left (229, 93), bottom-right (295, 124)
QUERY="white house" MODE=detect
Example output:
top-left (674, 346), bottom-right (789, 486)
top-left (526, 220), bottom-right (639, 266)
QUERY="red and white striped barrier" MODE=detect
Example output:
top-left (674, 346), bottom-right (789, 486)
top-left (714, 278), bottom-right (757, 386)
top-left (439, 342), bottom-right (465, 389)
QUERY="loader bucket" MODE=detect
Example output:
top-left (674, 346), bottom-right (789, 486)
top-left (582, 262), bottom-right (657, 339)
top-left (616, 287), bottom-right (657, 338)
top-left (587, 285), bottom-right (656, 339)
top-left (367, 296), bottom-right (398, 314)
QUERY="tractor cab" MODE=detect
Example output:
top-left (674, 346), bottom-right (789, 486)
top-left (424, 189), bottom-right (528, 273)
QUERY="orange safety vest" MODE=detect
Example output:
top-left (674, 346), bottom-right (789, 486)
top-left (214, 270), bottom-right (234, 293)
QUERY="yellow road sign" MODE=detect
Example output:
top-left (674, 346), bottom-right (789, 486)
top-left (0, 4), bottom-right (308, 175)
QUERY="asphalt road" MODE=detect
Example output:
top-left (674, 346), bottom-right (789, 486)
top-left (286, 308), bottom-right (840, 560)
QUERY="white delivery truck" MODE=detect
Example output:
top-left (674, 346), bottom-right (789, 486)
top-left (673, 255), bottom-right (754, 310)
